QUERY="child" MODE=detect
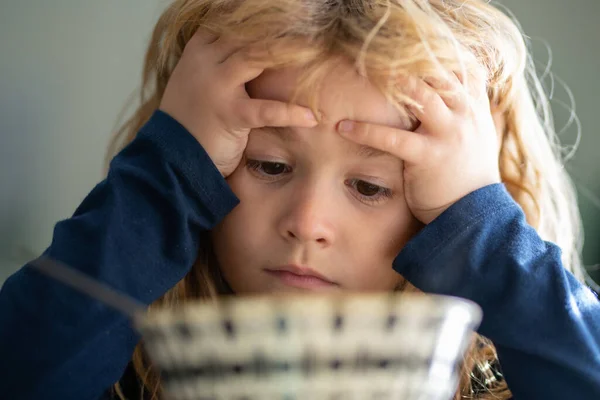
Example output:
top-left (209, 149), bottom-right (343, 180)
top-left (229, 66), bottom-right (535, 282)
top-left (1, 0), bottom-right (599, 399)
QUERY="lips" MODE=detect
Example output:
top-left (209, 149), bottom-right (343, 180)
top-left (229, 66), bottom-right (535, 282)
top-left (264, 264), bottom-right (337, 289)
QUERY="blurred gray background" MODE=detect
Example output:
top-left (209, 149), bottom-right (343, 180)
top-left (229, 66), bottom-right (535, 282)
top-left (1, 0), bottom-right (599, 284)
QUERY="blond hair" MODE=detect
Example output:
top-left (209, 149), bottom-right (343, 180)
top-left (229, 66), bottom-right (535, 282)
top-left (108, 1), bottom-right (584, 398)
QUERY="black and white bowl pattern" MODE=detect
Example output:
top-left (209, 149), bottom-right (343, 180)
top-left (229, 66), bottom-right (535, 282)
top-left (135, 293), bottom-right (482, 400)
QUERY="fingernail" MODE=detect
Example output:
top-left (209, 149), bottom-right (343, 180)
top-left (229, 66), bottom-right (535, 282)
top-left (338, 120), bottom-right (354, 133)
top-left (306, 110), bottom-right (317, 123)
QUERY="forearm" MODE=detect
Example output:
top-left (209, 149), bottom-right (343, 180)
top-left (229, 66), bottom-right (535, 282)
top-left (0, 111), bottom-right (238, 400)
top-left (394, 184), bottom-right (600, 398)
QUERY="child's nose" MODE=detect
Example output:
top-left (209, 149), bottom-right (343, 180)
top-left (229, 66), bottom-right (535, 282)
top-left (277, 187), bottom-right (336, 247)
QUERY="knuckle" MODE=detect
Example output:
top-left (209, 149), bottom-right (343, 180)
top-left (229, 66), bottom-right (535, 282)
top-left (234, 102), bottom-right (253, 126)
top-left (347, 123), bottom-right (365, 142)
top-left (226, 50), bottom-right (244, 67)
top-left (259, 104), bottom-right (283, 125)
top-left (356, 123), bottom-right (372, 140)
top-left (219, 63), bottom-right (235, 84)
top-left (384, 130), bottom-right (399, 150)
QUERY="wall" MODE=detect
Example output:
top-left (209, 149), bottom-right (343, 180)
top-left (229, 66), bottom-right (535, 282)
top-left (499, 0), bottom-right (600, 281)
top-left (1, 1), bottom-right (598, 282)
top-left (0, 1), bottom-right (164, 281)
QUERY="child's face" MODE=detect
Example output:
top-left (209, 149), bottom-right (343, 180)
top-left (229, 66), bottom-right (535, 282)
top-left (211, 62), bottom-right (421, 294)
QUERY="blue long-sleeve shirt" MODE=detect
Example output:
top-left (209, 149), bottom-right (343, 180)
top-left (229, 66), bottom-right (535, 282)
top-left (0, 110), bottom-right (599, 399)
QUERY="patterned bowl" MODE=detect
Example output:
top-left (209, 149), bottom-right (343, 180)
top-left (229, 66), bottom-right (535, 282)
top-left (135, 292), bottom-right (482, 400)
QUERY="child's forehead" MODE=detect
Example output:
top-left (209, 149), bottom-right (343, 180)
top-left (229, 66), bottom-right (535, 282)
top-left (247, 64), bottom-right (412, 130)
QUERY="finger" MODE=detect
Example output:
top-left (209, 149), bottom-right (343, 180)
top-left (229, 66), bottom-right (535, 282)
top-left (235, 99), bottom-right (318, 129)
top-left (424, 73), bottom-right (468, 111)
top-left (468, 68), bottom-right (489, 103)
top-left (212, 35), bottom-right (246, 64)
top-left (455, 67), bottom-right (489, 103)
top-left (402, 78), bottom-right (451, 132)
top-left (190, 28), bottom-right (219, 46)
top-left (221, 50), bottom-right (269, 84)
top-left (337, 120), bottom-right (428, 164)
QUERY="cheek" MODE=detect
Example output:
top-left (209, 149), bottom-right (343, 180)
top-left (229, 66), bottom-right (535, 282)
top-left (211, 200), bottom-right (269, 293)
top-left (348, 205), bottom-right (421, 288)
top-left (211, 172), bottom-right (261, 276)
top-left (363, 204), bottom-right (420, 258)
top-left (211, 210), bottom-right (244, 278)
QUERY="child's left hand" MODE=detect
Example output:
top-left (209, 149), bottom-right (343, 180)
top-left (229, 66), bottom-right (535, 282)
top-left (337, 71), bottom-right (501, 224)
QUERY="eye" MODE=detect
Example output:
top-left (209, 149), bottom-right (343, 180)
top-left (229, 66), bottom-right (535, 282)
top-left (346, 179), bottom-right (394, 205)
top-left (246, 159), bottom-right (292, 180)
top-left (356, 181), bottom-right (382, 196)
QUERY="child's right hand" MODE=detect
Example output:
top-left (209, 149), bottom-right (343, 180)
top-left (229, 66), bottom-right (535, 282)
top-left (159, 30), bottom-right (318, 177)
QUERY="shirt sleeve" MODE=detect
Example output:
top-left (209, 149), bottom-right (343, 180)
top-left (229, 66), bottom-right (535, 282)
top-left (0, 110), bottom-right (239, 400)
top-left (393, 183), bottom-right (600, 399)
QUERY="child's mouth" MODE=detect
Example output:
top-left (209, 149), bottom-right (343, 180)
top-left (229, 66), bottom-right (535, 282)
top-left (264, 265), bottom-right (337, 289)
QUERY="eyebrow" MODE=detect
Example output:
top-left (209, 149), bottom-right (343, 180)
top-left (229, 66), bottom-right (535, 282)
top-left (258, 126), bottom-right (391, 159)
